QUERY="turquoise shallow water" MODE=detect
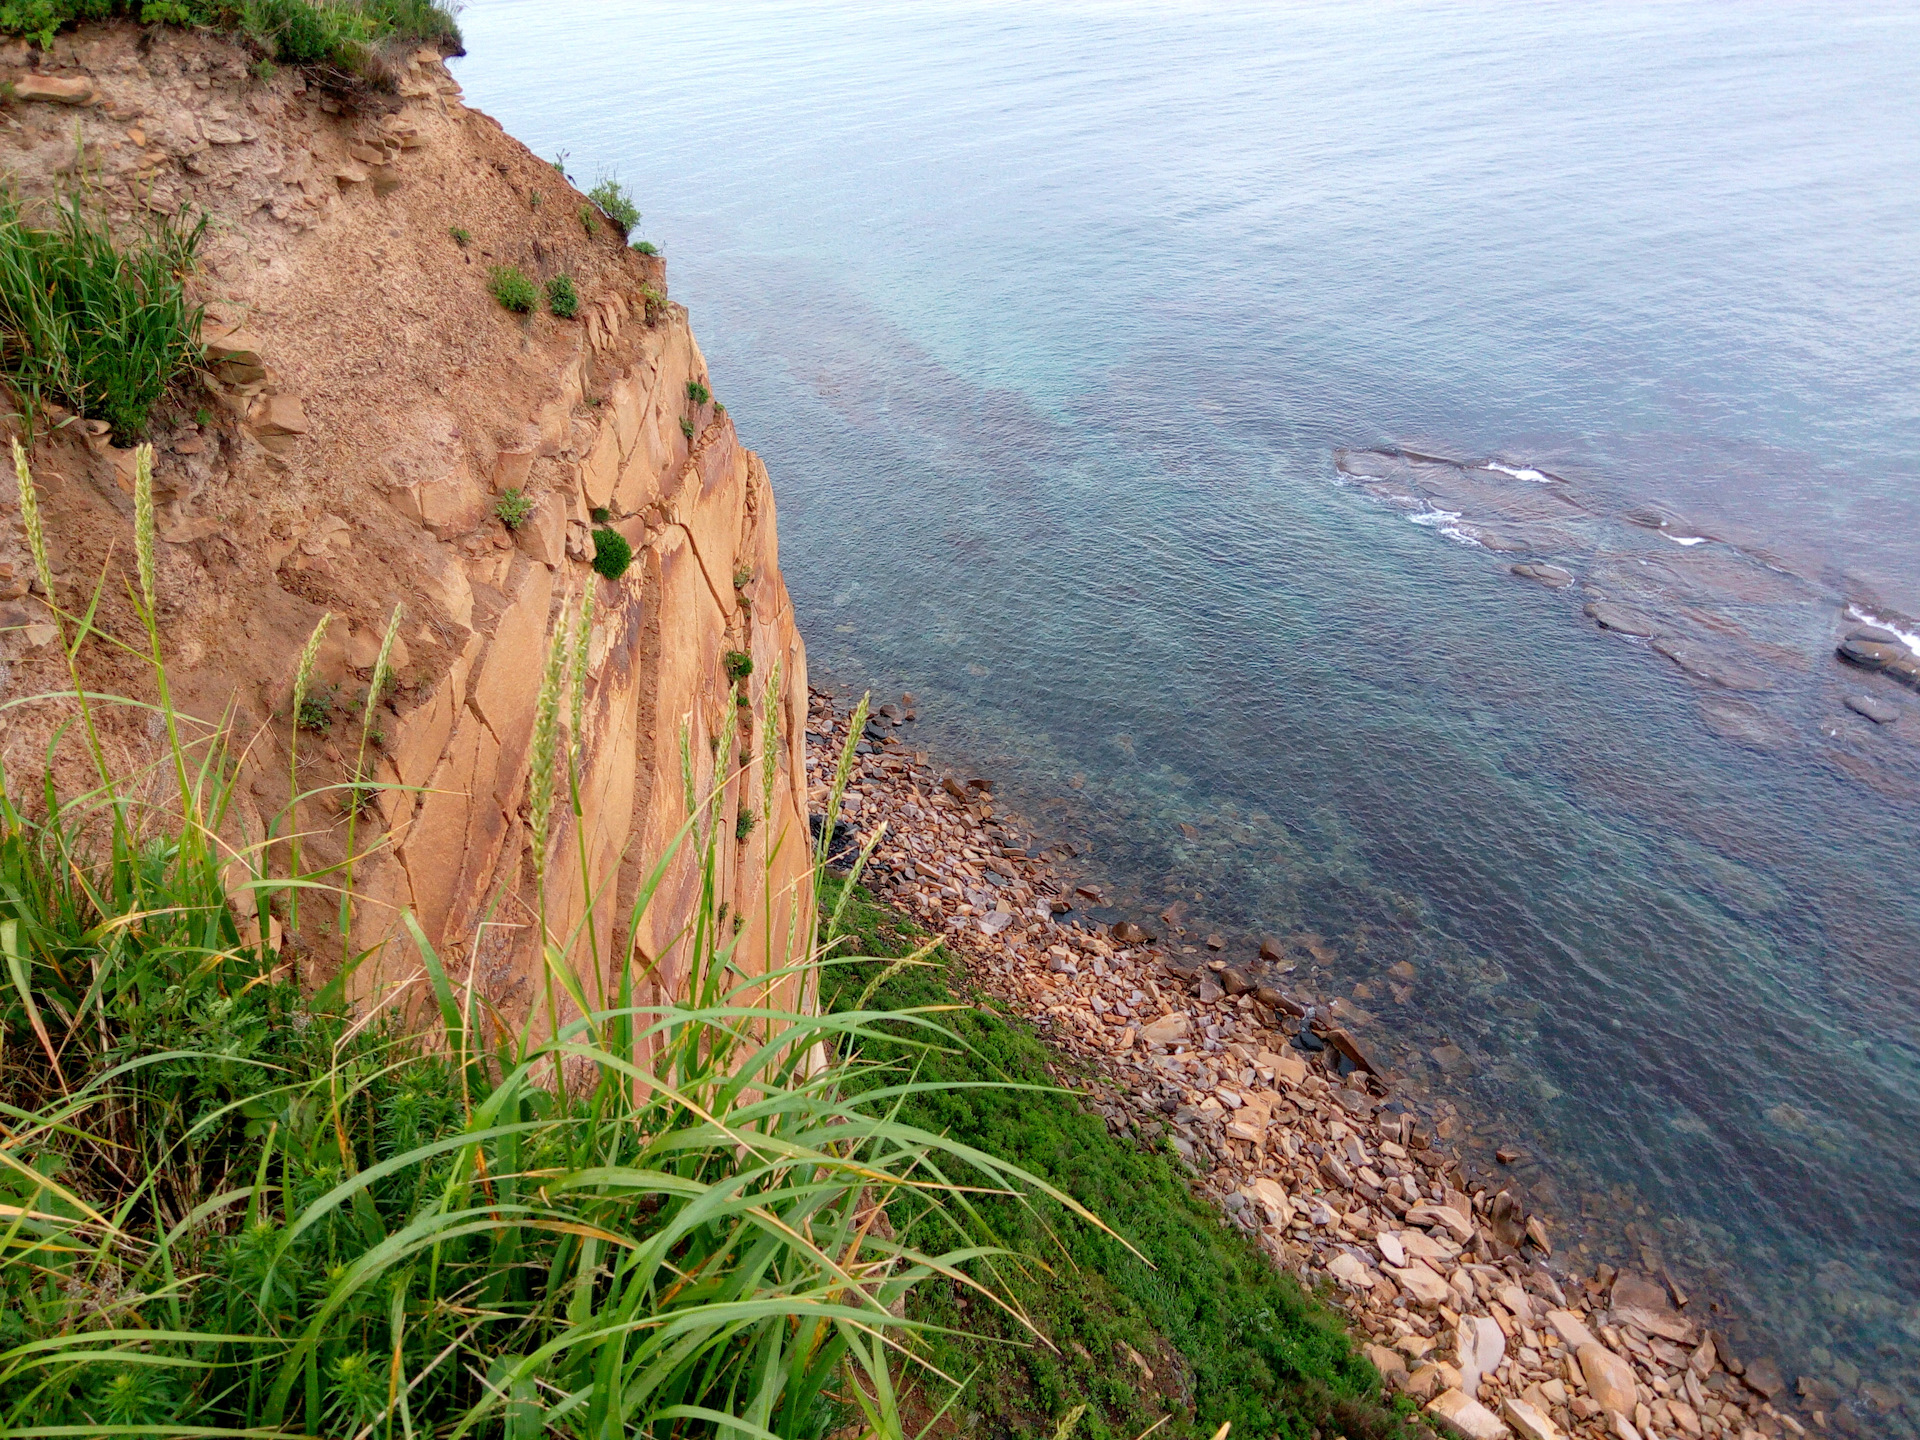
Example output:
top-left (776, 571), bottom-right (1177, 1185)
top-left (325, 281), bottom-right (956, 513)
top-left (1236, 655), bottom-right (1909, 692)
top-left (454, 1), bottom-right (1920, 1413)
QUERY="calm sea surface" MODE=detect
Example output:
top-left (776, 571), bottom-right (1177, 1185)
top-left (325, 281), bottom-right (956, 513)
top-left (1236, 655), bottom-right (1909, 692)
top-left (454, 2), bottom-right (1920, 1412)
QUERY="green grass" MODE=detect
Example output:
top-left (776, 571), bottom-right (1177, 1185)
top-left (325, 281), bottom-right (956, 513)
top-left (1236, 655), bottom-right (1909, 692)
top-left (0, 192), bottom-right (205, 443)
top-left (818, 878), bottom-right (1418, 1440)
top-left (0, 459), bottom-right (1116, 1438)
top-left (632, 239), bottom-right (661, 257)
top-left (688, 378), bottom-right (712, 406)
top-left (0, 0), bottom-right (461, 65)
top-left (488, 262), bottom-right (537, 313)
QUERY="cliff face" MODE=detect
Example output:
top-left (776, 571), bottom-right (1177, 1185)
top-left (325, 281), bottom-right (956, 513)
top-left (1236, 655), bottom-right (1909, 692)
top-left (0, 25), bottom-right (812, 1023)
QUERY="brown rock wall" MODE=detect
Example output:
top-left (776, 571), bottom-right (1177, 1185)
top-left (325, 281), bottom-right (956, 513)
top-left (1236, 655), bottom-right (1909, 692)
top-left (0, 23), bottom-right (810, 1037)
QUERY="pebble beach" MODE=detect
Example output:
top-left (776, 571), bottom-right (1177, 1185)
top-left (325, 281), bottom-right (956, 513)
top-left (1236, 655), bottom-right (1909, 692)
top-left (804, 688), bottom-right (1885, 1440)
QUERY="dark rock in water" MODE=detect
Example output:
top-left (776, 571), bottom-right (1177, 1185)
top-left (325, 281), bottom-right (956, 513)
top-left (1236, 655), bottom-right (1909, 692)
top-left (1259, 936), bottom-right (1288, 962)
top-left (808, 812), bottom-right (858, 868)
top-left (1844, 693), bottom-right (1901, 724)
top-left (1327, 1027), bottom-right (1383, 1076)
top-left (1294, 1023), bottom-right (1327, 1053)
top-left (876, 702), bottom-right (904, 723)
top-left (1584, 600), bottom-right (1658, 637)
top-left (1511, 562), bottom-right (1574, 588)
top-left (1649, 635), bottom-right (1771, 691)
top-left (1623, 505), bottom-right (1672, 530)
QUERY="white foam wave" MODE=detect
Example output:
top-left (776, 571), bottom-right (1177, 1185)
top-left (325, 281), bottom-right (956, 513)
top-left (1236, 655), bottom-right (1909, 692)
top-left (1483, 461), bottom-right (1552, 483)
top-left (1408, 506), bottom-right (1483, 547)
top-left (1660, 532), bottom-right (1709, 546)
top-left (1845, 604), bottom-right (1920, 654)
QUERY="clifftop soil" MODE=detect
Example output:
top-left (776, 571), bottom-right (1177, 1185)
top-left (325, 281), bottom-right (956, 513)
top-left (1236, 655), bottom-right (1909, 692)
top-left (0, 22), bottom-right (812, 1028)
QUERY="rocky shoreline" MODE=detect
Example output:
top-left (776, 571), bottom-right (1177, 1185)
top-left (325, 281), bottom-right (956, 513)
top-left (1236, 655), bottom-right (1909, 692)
top-left (803, 688), bottom-right (1887, 1440)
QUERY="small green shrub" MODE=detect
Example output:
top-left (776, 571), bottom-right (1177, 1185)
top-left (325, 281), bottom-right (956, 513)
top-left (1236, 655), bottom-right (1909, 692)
top-left (448, 224), bottom-right (470, 246)
top-left (296, 688), bottom-right (333, 731)
top-left (493, 487), bottom-right (535, 530)
top-left (590, 525), bottom-right (632, 580)
top-left (577, 203), bottom-right (597, 237)
top-left (678, 416), bottom-right (694, 440)
top-left (732, 563), bottom-right (754, 589)
top-left (545, 273), bottom-right (578, 318)
top-left (631, 240), bottom-right (660, 256)
top-left (589, 505), bottom-right (611, 524)
top-left (686, 379), bottom-right (710, 405)
top-left (487, 264), bottom-right (536, 313)
top-left (550, 150), bottom-right (570, 178)
top-left (723, 649), bottom-right (753, 683)
top-left (639, 283), bottom-right (667, 323)
top-left (0, 193), bottom-right (207, 443)
top-left (250, 56), bottom-right (277, 83)
top-left (587, 177), bottom-right (640, 238)
top-left (0, 0), bottom-right (460, 55)
top-left (735, 808), bottom-right (756, 842)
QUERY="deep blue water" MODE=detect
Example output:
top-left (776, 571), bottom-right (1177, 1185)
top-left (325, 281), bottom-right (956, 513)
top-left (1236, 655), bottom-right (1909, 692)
top-left (455, 2), bottom-right (1920, 1412)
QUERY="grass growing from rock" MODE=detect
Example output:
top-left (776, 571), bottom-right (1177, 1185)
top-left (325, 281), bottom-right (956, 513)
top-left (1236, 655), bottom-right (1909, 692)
top-left (588, 176), bottom-right (641, 238)
top-left (819, 877), bottom-right (1418, 1440)
top-left (0, 192), bottom-right (205, 442)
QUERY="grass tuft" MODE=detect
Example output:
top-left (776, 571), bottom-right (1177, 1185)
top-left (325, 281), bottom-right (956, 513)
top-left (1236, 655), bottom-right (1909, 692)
top-left (0, 192), bottom-right (205, 443)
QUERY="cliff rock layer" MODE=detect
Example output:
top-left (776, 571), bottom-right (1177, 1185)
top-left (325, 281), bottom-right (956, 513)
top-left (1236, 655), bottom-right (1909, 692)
top-left (0, 24), bottom-right (812, 1024)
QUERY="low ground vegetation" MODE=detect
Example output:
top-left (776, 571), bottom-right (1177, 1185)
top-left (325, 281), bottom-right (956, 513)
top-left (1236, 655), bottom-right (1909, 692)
top-left (0, 0), bottom-right (460, 68)
top-left (820, 878), bottom-right (1415, 1440)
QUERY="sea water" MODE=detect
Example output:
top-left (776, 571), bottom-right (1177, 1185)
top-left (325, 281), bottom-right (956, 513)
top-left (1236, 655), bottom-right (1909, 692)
top-left (453, 1), bottom-right (1920, 1411)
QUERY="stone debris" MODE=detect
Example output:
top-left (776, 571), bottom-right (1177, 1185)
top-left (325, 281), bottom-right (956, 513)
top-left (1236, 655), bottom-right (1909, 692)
top-left (807, 690), bottom-right (1838, 1440)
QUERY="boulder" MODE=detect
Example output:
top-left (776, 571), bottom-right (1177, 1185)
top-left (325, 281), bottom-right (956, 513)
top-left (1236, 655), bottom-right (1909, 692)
top-left (1577, 1342), bottom-right (1639, 1416)
top-left (1545, 1308), bottom-right (1598, 1350)
top-left (1649, 635), bottom-right (1770, 690)
top-left (1428, 1388), bottom-right (1510, 1440)
top-left (1137, 1011), bottom-right (1190, 1046)
top-left (1741, 1354), bottom-right (1784, 1399)
top-left (1327, 1026), bottom-right (1383, 1075)
top-left (1502, 1396), bottom-right (1564, 1440)
top-left (1456, 1314), bottom-right (1505, 1398)
top-left (1838, 636), bottom-right (1907, 670)
top-left (1384, 1259), bottom-right (1452, 1306)
top-left (250, 393), bottom-right (310, 437)
top-left (1407, 1201), bottom-right (1474, 1242)
top-left (13, 73), bottom-right (94, 104)
top-left (1365, 1343), bottom-right (1408, 1387)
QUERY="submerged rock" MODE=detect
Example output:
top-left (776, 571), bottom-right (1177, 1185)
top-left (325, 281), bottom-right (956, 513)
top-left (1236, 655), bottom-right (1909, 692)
top-left (1511, 562), bottom-right (1574, 588)
top-left (1583, 601), bottom-right (1658, 637)
top-left (1844, 693), bottom-right (1900, 724)
top-left (1649, 635), bottom-right (1771, 690)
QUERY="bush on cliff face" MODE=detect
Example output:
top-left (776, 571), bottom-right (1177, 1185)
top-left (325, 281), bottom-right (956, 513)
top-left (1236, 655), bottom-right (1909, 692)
top-left (587, 176), bottom-right (641, 238)
top-left (589, 523), bottom-right (632, 579)
top-left (545, 272), bottom-right (578, 318)
top-left (0, 192), bottom-right (205, 442)
top-left (487, 262), bottom-right (536, 313)
top-left (0, 460), bottom-right (1098, 1437)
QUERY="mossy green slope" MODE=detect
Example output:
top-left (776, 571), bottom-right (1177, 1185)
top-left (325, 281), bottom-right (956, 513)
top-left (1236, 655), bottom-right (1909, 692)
top-left (820, 878), bottom-right (1420, 1440)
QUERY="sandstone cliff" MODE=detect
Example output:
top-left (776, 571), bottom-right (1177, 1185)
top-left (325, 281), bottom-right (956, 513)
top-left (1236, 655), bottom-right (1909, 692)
top-left (0, 24), bottom-right (812, 1026)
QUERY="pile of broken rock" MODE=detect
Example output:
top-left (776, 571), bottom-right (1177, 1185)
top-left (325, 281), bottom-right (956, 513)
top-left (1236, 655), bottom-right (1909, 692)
top-left (809, 690), bottom-right (1845, 1440)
